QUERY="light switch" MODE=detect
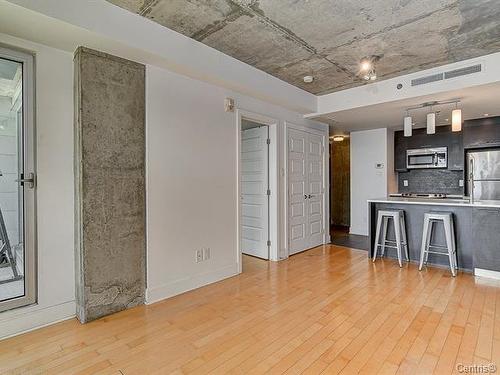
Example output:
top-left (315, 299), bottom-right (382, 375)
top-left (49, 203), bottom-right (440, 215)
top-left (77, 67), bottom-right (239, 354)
top-left (459, 179), bottom-right (464, 187)
top-left (403, 180), bottom-right (409, 187)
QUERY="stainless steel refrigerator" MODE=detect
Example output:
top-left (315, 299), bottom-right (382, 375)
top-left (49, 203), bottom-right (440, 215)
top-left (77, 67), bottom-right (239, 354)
top-left (468, 149), bottom-right (500, 201)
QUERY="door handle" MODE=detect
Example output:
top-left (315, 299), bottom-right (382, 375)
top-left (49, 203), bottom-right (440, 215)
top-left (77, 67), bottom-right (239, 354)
top-left (308, 194), bottom-right (313, 199)
top-left (304, 194), bottom-right (308, 199)
top-left (16, 172), bottom-right (35, 188)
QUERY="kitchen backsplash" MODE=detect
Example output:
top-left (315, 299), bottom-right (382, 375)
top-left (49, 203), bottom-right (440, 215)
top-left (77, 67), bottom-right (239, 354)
top-left (398, 169), bottom-right (464, 195)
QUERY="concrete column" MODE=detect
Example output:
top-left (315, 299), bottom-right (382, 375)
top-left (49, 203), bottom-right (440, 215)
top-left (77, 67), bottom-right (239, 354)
top-left (74, 47), bottom-right (146, 323)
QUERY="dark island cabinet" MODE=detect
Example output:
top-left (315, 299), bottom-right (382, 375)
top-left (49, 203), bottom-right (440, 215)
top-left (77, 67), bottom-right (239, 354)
top-left (472, 207), bottom-right (500, 272)
top-left (463, 117), bottom-right (500, 149)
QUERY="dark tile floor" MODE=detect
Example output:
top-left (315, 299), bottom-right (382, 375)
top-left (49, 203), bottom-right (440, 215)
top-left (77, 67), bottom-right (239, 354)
top-left (330, 225), bottom-right (369, 251)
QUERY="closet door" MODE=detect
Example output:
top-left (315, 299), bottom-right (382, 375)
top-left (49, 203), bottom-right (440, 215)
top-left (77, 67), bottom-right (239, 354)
top-left (288, 128), bottom-right (308, 254)
top-left (288, 128), bottom-right (325, 255)
top-left (306, 132), bottom-right (324, 248)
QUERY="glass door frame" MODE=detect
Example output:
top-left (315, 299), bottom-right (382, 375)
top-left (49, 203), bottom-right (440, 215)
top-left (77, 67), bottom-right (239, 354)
top-left (0, 44), bottom-right (36, 312)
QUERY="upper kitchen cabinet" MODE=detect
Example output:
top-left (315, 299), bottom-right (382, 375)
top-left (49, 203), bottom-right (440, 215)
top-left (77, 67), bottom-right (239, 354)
top-left (394, 131), bottom-right (407, 171)
top-left (463, 116), bottom-right (500, 149)
top-left (394, 125), bottom-right (463, 171)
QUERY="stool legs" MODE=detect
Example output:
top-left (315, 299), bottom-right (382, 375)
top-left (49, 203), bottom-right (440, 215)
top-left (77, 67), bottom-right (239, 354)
top-left (394, 218), bottom-right (403, 267)
top-left (443, 216), bottom-right (456, 277)
top-left (419, 215), bottom-right (431, 271)
top-left (400, 213), bottom-right (409, 262)
top-left (372, 211), bottom-right (383, 262)
top-left (380, 217), bottom-right (388, 257)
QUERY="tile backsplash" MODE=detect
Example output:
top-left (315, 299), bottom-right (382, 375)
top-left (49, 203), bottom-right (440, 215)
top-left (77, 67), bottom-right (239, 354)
top-left (397, 169), bottom-right (464, 195)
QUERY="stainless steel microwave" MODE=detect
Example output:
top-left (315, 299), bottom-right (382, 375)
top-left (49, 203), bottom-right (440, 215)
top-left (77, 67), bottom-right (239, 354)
top-left (406, 147), bottom-right (447, 169)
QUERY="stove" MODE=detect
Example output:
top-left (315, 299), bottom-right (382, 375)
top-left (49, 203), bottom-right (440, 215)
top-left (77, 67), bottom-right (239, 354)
top-left (389, 193), bottom-right (449, 199)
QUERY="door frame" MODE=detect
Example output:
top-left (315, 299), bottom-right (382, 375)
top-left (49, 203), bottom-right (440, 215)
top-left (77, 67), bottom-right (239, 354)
top-left (0, 44), bottom-right (37, 312)
top-left (236, 109), bottom-right (279, 273)
top-left (284, 122), bottom-right (329, 258)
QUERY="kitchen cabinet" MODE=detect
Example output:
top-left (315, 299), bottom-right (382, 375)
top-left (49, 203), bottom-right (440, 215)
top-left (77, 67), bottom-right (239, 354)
top-left (394, 126), bottom-right (464, 171)
top-left (394, 131), bottom-right (407, 171)
top-left (464, 117), bottom-right (500, 149)
top-left (448, 132), bottom-right (463, 170)
top-left (472, 207), bottom-right (500, 272)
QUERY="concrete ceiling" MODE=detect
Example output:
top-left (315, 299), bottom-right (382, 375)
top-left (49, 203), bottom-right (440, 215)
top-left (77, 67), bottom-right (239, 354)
top-left (321, 81), bottom-right (500, 134)
top-left (106, 0), bottom-right (500, 95)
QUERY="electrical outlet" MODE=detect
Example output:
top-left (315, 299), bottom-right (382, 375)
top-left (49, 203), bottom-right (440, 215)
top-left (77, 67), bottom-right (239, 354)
top-left (195, 249), bottom-right (203, 263)
top-left (203, 247), bottom-right (211, 260)
top-left (403, 180), bottom-right (409, 187)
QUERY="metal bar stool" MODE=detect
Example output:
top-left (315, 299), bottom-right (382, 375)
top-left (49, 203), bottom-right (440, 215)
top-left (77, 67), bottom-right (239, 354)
top-left (419, 212), bottom-right (458, 276)
top-left (372, 210), bottom-right (409, 267)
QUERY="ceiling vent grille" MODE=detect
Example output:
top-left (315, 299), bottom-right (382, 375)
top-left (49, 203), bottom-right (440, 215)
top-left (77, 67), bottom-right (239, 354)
top-left (411, 73), bottom-right (443, 86)
top-left (410, 63), bottom-right (482, 87)
top-left (444, 64), bottom-right (482, 79)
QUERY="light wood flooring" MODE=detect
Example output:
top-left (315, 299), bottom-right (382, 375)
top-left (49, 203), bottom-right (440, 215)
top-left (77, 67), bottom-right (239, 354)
top-left (1, 245), bottom-right (500, 374)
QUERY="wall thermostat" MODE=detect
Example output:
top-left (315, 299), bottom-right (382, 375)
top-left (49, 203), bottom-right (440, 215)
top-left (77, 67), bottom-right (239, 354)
top-left (224, 97), bottom-right (235, 112)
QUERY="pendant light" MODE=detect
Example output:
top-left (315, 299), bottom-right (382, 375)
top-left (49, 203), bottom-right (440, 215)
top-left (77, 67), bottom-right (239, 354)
top-left (403, 112), bottom-right (412, 137)
top-left (451, 102), bottom-right (462, 132)
top-left (427, 109), bottom-right (436, 134)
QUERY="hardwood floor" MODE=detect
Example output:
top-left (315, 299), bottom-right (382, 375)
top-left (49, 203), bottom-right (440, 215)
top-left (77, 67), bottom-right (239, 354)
top-left (1, 245), bottom-right (500, 374)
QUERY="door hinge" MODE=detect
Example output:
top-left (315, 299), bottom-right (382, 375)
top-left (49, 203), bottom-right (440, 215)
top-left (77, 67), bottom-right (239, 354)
top-left (266, 138), bottom-right (271, 145)
top-left (267, 189), bottom-right (271, 196)
top-left (267, 240), bottom-right (271, 247)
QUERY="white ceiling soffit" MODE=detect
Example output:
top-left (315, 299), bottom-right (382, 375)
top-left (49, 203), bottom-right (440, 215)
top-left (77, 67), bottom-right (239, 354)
top-left (318, 81), bottom-right (500, 133)
top-left (311, 52), bottom-right (500, 119)
top-left (0, 0), bottom-right (316, 114)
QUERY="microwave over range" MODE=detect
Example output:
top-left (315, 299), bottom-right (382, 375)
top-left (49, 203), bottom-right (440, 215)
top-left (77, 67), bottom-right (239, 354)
top-left (406, 147), bottom-right (447, 169)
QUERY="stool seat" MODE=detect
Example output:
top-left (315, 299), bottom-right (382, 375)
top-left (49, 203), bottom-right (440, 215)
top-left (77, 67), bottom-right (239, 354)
top-left (419, 211), bottom-right (458, 276)
top-left (372, 209), bottom-right (409, 267)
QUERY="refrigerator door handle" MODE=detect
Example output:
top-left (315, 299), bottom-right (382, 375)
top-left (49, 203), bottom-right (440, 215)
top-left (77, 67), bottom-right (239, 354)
top-left (469, 157), bottom-right (475, 203)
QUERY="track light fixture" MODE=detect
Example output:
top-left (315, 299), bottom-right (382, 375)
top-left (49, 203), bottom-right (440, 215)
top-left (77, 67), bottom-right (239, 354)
top-left (403, 99), bottom-right (462, 137)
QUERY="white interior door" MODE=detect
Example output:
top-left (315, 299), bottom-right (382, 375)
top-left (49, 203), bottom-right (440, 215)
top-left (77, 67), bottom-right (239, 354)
top-left (288, 129), bottom-right (308, 254)
top-left (241, 126), bottom-right (269, 259)
top-left (288, 128), bottom-right (325, 255)
top-left (306, 132), bottom-right (324, 249)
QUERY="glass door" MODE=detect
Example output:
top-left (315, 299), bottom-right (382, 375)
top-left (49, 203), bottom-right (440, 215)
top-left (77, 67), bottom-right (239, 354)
top-left (0, 46), bottom-right (35, 312)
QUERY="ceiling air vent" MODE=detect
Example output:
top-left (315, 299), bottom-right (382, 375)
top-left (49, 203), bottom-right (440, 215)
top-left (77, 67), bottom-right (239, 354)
top-left (411, 73), bottom-right (443, 87)
top-left (444, 64), bottom-right (482, 79)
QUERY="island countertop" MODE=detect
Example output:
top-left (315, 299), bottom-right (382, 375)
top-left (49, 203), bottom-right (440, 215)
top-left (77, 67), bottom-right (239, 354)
top-left (368, 196), bottom-right (500, 208)
top-left (368, 198), bottom-right (500, 275)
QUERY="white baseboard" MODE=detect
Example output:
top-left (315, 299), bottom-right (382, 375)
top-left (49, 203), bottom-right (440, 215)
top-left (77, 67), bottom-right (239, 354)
top-left (146, 263), bottom-right (239, 305)
top-left (474, 268), bottom-right (500, 280)
top-left (0, 300), bottom-right (76, 340)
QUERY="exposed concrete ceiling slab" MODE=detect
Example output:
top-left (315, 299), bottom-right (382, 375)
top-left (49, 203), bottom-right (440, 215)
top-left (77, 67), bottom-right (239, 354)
top-left (107, 0), bottom-right (500, 94)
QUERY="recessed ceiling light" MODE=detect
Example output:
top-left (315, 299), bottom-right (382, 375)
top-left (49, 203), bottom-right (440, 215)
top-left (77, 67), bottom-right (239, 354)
top-left (332, 136), bottom-right (344, 142)
top-left (303, 75), bottom-right (314, 83)
top-left (484, 113), bottom-right (489, 117)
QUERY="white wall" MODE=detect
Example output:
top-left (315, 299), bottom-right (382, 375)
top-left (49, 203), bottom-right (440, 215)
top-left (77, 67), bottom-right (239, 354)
top-left (0, 33), bottom-right (75, 339)
top-left (350, 128), bottom-right (395, 236)
top-left (146, 65), bottom-right (327, 304)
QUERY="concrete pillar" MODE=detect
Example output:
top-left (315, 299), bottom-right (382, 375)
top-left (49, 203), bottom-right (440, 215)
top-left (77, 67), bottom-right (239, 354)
top-left (74, 47), bottom-right (146, 323)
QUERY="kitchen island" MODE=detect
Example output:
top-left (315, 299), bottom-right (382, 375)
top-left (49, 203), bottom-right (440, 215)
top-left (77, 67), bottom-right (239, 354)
top-left (368, 197), bottom-right (500, 276)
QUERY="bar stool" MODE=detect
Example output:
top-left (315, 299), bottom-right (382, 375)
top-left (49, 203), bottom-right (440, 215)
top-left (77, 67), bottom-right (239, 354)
top-left (419, 212), bottom-right (458, 276)
top-left (372, 210), bottom-right (409, 267)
